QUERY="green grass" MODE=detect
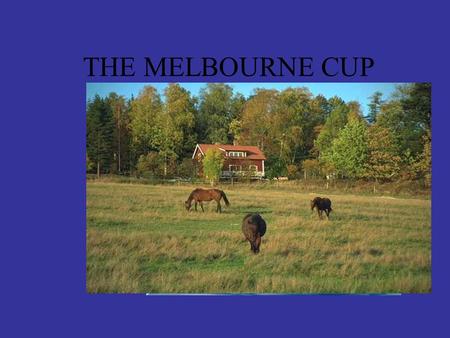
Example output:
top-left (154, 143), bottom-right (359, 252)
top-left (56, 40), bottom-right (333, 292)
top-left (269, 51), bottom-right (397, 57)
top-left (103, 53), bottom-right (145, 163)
top-left (86, 182), bottom-right (431, 294)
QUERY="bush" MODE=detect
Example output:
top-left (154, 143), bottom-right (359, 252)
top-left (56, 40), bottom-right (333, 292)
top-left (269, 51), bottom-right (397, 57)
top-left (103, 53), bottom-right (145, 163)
top-left (286, 164), bottom-right (300, 179)
top-left (265, 156), bottom-right (287, 179)
top-left (202, 148), bottom-right (224, 185)
top-left (177, 158), bottom-right (197, 179)
top-left (302, 159), bottom-right (320, 179)
top-left (136, 152), bottom-right (161, 178)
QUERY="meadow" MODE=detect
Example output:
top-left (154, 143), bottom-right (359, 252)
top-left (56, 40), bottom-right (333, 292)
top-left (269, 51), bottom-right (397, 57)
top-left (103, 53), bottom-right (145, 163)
top-left (86, 181), bottom-right (431, 294)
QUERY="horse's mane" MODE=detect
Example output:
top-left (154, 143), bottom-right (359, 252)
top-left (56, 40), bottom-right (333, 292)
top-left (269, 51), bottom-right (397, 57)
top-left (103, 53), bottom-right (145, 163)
top-left (187, 188), bottom-right (202, 201)
top-left (187, 190), bottom-right (196, 201)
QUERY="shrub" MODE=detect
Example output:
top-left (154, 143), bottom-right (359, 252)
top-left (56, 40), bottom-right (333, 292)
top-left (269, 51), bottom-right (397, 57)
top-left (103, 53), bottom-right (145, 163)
top-left (202, 148), bottom-right (224, 185)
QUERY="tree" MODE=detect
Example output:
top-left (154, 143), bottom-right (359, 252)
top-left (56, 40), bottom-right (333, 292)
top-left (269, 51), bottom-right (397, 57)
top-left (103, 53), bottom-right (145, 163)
top-left (347, 101), bottom-right (365, 123)
top-left (308, 95), bottom-right (333, 157)
top-left (86, 95), bottom-right (114, 177)
top-left (202, 148), bottom-right (224, 185)
top-left (286, 164), bottom-right (300, 179)
top-left (177, 158), bottom-right (198, 179)
top-left (414, 132), bottom-right (431, 187)
top-left (136, 152), bottom-right (161, 178)
top-left (311, 94), bottom-right (331, 120)
top-left (401, 83), bottom-right (431, 139)
top-left (364, 125), bottom-right (402, 182)
top-left (302, 159), bottom-right (320, 179)
top-left (325, 118), bottom-right (369, 179)
top-left (163, 84), bottom-right (197, 158)
top-left (196, 83), bottom-right (236, 143)
top-left (239, 89), bottom-right (278, 152)
top-left (367, 91), bottom-right (384, 123)
top-left (129, 86), bottom-right (163, 160)
top-left (86, 155), bottom-right (95, 172)
top-left (141, 84), bottom-right (197, 177)
top-left (327, 96), bottom-right (346, 113)
top-left (240, 88), bottom-right (330, 177)
top-left (315, 102), bottom-right (350, 156)
top-left (376, 84), bottom-right (431, 158)
top-left (228, 118), bottom-right (242, 144)
top-left (106, 93), bottom-right (130, 174)
top-left (272, 87), bottom-right (315, 164)
top-left (229, 92), bottom-right (246, 143)
top-left (135, 152), bottom-right (176, 179)
top-left (265, 155), bottom-right (287, 179)
top-left (422, 133), bottom-right (431, 187)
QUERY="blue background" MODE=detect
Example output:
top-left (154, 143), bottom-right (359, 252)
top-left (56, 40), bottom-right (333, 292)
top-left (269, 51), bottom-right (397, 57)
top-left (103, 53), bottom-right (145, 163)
top-left (2, 1), bottom-right (447, 337)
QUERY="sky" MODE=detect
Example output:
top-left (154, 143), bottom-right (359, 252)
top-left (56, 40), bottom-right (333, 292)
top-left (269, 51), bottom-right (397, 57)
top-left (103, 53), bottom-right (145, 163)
top-left (86, 82), bottom-right (404, 115)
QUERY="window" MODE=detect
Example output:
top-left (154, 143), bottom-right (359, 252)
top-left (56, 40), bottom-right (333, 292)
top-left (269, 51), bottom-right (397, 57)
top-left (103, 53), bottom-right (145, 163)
top-left (248, 165), bottom-right (258, 172)
top-left (228, 151), bottom-right (246, 157)
top-left (229, 165), bottom-right (242, 172)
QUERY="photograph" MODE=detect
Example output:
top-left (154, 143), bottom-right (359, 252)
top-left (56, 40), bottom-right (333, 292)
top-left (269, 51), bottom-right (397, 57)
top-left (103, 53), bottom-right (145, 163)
top-left (86, 82), bottom-right (431, 294)
top-left (6, 0), bottom-right (450, 336)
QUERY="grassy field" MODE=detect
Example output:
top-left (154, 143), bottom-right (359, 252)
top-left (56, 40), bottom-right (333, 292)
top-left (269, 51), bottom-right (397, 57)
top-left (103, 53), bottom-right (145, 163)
top-left (86, 181), bottom-right (431, 294)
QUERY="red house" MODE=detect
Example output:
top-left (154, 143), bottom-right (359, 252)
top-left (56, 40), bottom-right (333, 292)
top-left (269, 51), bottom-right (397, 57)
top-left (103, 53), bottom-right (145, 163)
top-left (192, 143), bottom-right (266, 178)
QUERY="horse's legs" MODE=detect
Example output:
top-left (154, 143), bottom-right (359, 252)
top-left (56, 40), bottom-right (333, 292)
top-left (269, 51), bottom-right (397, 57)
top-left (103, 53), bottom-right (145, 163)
top-left (194, 201), bottom-right (198, 211)
top-left (250, 240), bottom-right (257, 253)
top-left (325, 209), bottom-right (330, 219)
top-left (254, 234), bottom-right (261, 254)
top-left (200, 202), bottom-right (204, 212)
top-left (216, 200), bottom-right (222, 213)
top-left (317, 208), bottom-right (321, 219)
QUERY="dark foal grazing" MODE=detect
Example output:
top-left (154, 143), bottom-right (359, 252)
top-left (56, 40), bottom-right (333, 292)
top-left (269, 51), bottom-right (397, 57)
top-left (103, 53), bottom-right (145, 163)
top-left (184, 188), bottom-right (230, 213)
top-left (242, 213), bottom-right (267, 254)
top-left (311, 197), bottom-right (332, 219)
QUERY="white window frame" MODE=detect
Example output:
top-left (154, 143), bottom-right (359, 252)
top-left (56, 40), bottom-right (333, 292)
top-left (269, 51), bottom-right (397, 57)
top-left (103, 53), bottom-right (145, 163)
top-left (228, 151), bottom-right (246, 158)
top-left (229, 165), bottom-right (242, 172)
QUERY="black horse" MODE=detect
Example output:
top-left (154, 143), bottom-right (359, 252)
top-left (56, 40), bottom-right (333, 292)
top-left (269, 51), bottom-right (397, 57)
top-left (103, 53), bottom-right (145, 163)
top-left (242, 213), bottom-right (267, 254)
top-left (310, 197), bottom-right (332, 219)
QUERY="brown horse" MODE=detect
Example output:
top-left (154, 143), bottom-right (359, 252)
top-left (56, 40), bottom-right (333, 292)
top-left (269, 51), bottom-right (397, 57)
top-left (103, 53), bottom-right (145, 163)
top-left (310, 197), bottom-right (332, 219)
top-left (185, 188), bottom-right (230, 213)
top-left (242, 213), bottom-right (267, 254)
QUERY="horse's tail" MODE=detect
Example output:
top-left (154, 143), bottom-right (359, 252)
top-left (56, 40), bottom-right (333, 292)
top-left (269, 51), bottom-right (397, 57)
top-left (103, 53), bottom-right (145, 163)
top-left (220, 190), bottom-right (230, 206)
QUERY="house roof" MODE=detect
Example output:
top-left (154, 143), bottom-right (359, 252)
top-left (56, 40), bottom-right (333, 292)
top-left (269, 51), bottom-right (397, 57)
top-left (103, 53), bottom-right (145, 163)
top-left (195, 144), bottom-right (266, 160)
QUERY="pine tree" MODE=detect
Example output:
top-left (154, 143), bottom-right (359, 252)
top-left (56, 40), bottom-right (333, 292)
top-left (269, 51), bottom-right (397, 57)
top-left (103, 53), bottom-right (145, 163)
top-left (367, 91), bottom-right (384, 123)
top-left (86, 95), bottom-right (114, 176)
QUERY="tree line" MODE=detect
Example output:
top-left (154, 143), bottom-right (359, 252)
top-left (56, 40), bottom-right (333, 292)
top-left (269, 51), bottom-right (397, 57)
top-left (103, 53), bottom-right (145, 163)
top-left (87, 83), bottom-right (431, 185)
